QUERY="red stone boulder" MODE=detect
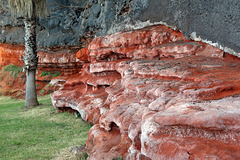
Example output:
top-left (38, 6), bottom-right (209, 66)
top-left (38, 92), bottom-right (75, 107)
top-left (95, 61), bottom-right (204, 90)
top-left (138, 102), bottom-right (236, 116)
top-left (51, 25), bottom-right (240, 159)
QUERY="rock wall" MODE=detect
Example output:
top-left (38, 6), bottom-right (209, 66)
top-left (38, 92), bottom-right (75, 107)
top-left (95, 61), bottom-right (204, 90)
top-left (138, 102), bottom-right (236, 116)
top-left (0, 43), bottom-right (81, 98)
top-left (51, 25), bottom-right (240, 159)
top-left (0, 0), bottom-right (239, 55)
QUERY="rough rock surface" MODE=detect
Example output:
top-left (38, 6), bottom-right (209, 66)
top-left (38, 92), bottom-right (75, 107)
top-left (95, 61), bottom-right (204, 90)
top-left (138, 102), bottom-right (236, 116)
top-left (51, 25), bottom-right (240, 159)
top-left (0, 0), bottom-right (239, 55)
top-left (0, 43), bottom-right (24, 69)
top-left (37, 47), bottom-right (82, 76)
top-left (0, 43), bottom-right (81, 98)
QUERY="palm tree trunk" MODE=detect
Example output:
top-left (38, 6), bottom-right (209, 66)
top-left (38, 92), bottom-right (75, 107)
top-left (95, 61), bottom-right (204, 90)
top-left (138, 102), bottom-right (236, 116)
top-left (24, 18), bottom-right (39, 107)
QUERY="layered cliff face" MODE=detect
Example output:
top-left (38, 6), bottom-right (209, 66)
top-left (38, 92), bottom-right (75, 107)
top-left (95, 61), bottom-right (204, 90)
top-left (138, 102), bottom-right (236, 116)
top-left (51, 25), bottom-right (240, 159)
top-left (0, 43), bottom-right (81, 98)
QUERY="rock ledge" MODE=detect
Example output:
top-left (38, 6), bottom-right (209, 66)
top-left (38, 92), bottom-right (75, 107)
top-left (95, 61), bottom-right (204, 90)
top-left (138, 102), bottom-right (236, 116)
top-left (51, 25), bottom-right (240, 160)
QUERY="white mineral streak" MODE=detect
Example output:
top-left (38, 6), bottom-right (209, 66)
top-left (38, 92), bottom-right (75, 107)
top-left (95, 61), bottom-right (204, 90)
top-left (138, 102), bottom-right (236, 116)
top-left (191, 32), bottom-right (240, 57)
top-left (109, 18), bottom-right (239, 57)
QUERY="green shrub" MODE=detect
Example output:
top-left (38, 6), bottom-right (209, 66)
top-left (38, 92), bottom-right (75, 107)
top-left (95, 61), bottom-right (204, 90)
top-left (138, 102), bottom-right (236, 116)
top-left (79, 152), bottom-right (88, 160)
top-left (46, 83), bottom-right (51, 88)
top-left (39, 89), bottom-right (45, 95)
top-left (113, 156), bottom-right (123, 160)
top-left (2, 64), bottom-right (22, 78)
top-left (40, 71), bottom-right (61, 78)
top-left (2, 64), bottom-right (22, 72)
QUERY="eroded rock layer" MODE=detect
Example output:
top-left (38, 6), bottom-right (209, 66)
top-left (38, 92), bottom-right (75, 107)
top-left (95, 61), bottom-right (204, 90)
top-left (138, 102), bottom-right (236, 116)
top-left (51, 25), bottom-right (240, 159)
top-left (0, 43), bottom-right (25, 69)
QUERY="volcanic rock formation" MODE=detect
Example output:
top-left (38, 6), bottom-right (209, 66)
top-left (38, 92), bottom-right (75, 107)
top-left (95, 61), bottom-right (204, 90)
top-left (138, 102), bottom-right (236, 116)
top-left (52, 25), bottom-right (240, 159)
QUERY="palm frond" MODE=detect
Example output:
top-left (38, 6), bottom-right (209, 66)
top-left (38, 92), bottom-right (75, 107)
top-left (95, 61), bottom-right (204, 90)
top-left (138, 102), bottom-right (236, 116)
top-left (7, 0), bottom-right (48, 19)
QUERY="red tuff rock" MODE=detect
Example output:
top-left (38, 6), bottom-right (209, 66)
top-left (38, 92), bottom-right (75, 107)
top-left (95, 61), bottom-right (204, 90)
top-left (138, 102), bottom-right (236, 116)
top-left (51, 25), bottom-right (240, 159)
top-left (0, 43), bottom-right (25, 69)
top-left (76, 47), bottom-right (90, 63)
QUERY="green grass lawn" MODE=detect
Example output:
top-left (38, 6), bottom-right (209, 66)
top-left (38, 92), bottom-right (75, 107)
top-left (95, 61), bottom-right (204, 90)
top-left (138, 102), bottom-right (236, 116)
top-left (0, 95), bottom-right (92, 160)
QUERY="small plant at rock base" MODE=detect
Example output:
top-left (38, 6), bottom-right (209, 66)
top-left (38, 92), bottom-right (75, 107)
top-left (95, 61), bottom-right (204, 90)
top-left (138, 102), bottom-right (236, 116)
top-left (113, 156), bottom-right (123, 160)
top-left (2, 64), bottom-right (22, 78)
top-left (53, 72), bottom-right (61, 77)
top-left (40, 71), bottom-right (61, 77)
top-left (40, 71), bottom-right (50, 77)
top-left (77, 152), bottom-right (88, 160)
top-left (2, 64), bottom-right (22, 72)
top-left (46, 83), bottom-right (51, 88)
top-left (39, 89), bottom-right (45, 95)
